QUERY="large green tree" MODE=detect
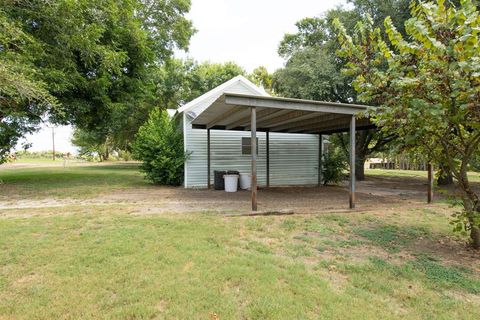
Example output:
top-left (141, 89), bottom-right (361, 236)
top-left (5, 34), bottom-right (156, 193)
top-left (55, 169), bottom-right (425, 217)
top-left (334, 0), bottom-right (480, 248)
top-left (273, 1), bottom-right (409, 180)
top-left (185, 61), bottom-right (246, 102)
top-left (0, 8), bottom-right (58, 163)
top-left (1, 0), bottom-right (194, 159)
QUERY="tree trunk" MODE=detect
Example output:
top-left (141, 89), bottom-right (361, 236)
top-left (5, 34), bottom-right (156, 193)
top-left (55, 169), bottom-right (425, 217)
top-left (458, 169), bottom-right (480, 250)
top-left (437, 164), bottom-right (454, 185)
top-left (354, 132), bottom-right (368, 181)
top-left (102, 149), bottom-right (109, 161)
top-left (334, 130), bottom-right (393, 182)
top-left (471, 199), bottom-right (480, 250)
top-left (356, 156), bottom-right (366, 181)
top-left (471, 224), bottom-right (480, 250)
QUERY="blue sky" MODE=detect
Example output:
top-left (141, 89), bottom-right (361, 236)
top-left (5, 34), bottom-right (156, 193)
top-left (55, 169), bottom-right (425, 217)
top-left (19, 0), bottom-right (346, 153)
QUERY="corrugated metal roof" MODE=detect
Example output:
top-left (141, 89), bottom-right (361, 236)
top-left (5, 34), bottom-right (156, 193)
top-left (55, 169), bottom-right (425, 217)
top-left (191, 93), bottom-right (373, 135)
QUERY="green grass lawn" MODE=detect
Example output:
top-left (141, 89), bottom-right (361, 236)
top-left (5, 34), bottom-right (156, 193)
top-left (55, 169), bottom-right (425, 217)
top-left (366, 168), bottom-right (480, 183)
top-left (0, 163), bottom-right (148, 200)
top-left (0, 164), bottom-right (479, 319)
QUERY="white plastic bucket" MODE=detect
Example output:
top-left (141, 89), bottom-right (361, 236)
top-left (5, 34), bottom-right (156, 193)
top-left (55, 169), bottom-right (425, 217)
top-left (224, 174), bottom-right (239, 192)
top-left (239, 174), bottom-right (251, 190)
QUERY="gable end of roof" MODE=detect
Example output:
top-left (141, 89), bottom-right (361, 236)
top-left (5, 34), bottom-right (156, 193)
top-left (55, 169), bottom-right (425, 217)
top-left (177, 75), bottom-right (269, 114)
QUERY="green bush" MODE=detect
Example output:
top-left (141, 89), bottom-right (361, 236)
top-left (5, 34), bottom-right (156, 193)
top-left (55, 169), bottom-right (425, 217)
top-left (471, 152), bottom-right (480, 172)
top-left (132, 108), bottom-right (187, 185)
top-left (322, 147), bottom-right (347, 185)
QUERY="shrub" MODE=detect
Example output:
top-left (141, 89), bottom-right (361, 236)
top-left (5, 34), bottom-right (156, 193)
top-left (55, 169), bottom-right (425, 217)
top-left (322, 147), bottom-right (347, 185)
top-left (471, 152), bottom-right (480, 172)
top-left (132, 108), bottom-right (187, 185)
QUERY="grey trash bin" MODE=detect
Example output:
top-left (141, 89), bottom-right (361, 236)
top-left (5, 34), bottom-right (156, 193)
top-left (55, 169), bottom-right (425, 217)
top-left (214, 170), bottom-right (227, 190)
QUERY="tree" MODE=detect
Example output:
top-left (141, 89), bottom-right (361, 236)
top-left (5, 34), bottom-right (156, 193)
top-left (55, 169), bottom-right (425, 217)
top-left (273, 1), bottom-right (407, 180)
top-left (322, 145), bottom-right (348, 185)
top-left (132, 108), bottom-right (187, 185)
top-left (334, 0), bottom-right (480, 248)
top-left (0, 8), bottom-right (58, 163)
top-left (331, 130), bottom-right (395, 180)
top-left (249, 66), bottom-right (274, 93)
top-left (274, 48), bottom-right (347, 101)
top-left (1, 0), bottom-right (194, 159)
top-left (347, 0), bottom-right (411, 35)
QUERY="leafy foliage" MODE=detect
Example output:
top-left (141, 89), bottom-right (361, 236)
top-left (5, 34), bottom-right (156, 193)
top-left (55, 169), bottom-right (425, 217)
top-left (273, 1), bottom-right (411, 179)
top-left (249, 66), bottom-right (273, 93)
top-left (71, 128), bottom-right (114, 161)
top-left (1, 0), bottom-right (194, 161)
top-left (154, 59), bottom-right (247, 109)
top-left (322, 146), bottom-right (348, 185)
top-left (132, 109), bottom-right (187, 185)
top-left (274, 48), bottom-right (346, 101)
top-left (472, 151), bottom-right (480, 172)
top-left (185, 61), bottom-right (246, 102)
top-left (0, 9), bottom-right (58, 163)
top-left (69, 59), bottom-right (245, 159)
top-left (334, 0), bottom-right (480, 248)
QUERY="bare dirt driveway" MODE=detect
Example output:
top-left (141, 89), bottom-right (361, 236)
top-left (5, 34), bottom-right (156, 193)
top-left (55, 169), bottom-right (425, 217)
top-left (0, 161), bottom-right (451, 215)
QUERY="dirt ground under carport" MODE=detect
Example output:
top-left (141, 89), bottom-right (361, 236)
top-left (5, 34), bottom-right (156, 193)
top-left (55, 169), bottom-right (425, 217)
top-left (101, 175), bottom-right (438, 215)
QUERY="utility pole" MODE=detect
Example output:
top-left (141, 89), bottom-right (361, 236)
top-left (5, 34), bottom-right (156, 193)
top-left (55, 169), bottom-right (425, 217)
top-left (52, 127), bottom-right (56, 161)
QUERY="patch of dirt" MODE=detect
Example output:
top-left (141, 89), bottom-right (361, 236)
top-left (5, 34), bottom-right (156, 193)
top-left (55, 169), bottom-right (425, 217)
top-left (407, 237), bottom-right (480, 271)
top-left (12, 273), bottom-right (42, 288)
top-left (155, 300), bottom-right (168, 313)
top-left (323, 269), bottom-right (350, 293)
top-left (447, 290), bottom-right (480, 305)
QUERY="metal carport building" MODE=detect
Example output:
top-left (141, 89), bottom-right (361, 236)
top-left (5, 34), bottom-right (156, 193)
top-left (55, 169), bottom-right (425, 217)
top-left (190, 93), bottom-right (375, 211)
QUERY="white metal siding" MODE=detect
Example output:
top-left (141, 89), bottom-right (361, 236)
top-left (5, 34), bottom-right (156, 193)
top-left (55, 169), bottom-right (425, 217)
top-left (185, 123), bottom-right (322, 188)
top-left (269, 133), bottom-right (320, 185)
top-left (184, 124), bottom-right (267, 188)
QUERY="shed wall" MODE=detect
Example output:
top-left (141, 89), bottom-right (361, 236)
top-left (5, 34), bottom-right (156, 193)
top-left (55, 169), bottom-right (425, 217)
top-left (184, 118), bottom-right (323, 188)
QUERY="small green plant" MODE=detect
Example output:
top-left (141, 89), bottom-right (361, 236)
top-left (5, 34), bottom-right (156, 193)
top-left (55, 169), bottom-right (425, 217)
top-left (354, 225), bottom-right (430, 253)
top-left (322, 147), bottom-right (347, 185)
top-left (132, 108), bottom-right (188, 185)
top-left (410, 256), bottom-right (480, 294)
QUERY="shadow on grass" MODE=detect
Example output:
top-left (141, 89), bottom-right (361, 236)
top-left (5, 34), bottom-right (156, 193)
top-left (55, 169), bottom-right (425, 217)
top-left (369, 255), bottom-right (480, 294)
top-left (353, 224), bottom-right (431, 253)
